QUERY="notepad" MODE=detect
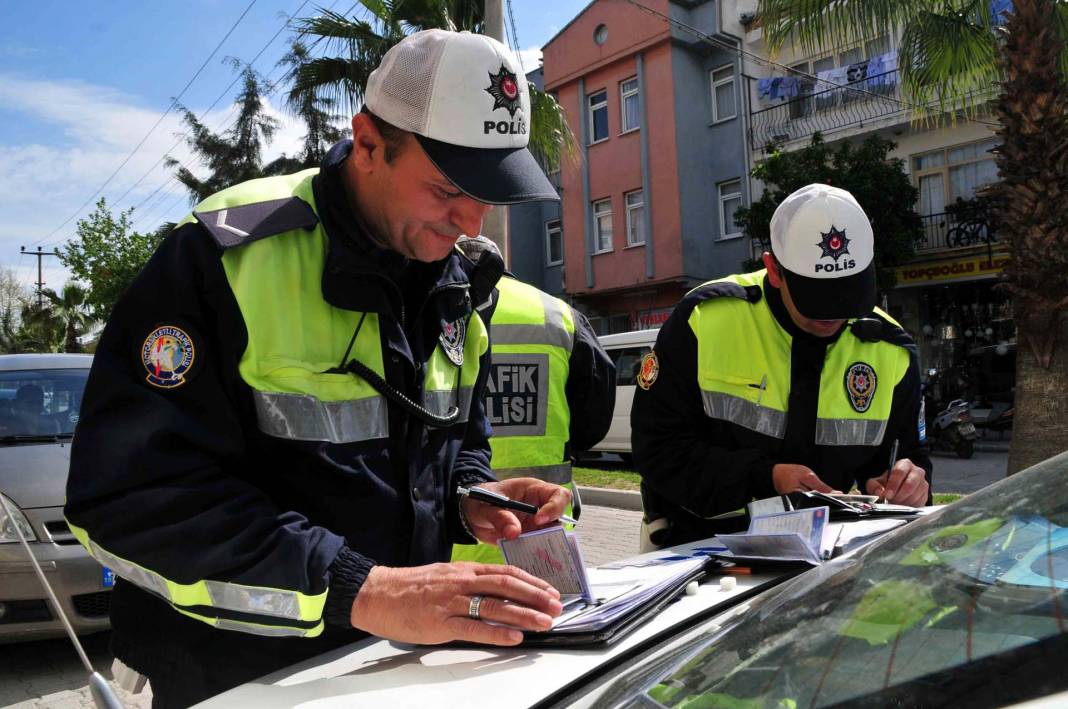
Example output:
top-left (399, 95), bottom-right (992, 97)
top-left (715, 506), bottom-right (837, 565)
top-left (499, 527), bottom-right (594, 603)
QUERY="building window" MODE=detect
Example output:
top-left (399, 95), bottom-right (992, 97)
top-left (710, 65), bottom-right (737, 122)
top-left (624, 190), bottom-right (646, 246)
top-left (594, 24), bottom-right (608, 45)
top-left (588, 90), bottom-right (608, 143)
top-left (593, 199), bottom-right (613, 253)
top-left (718, 180), bottom-right (743, 239)
top-left (788, 34), bottom-right (893, 116)
top-left (620, 77), bottom-right (640, 132)
top-left (913, 138), bottom-right (1000, 216)
top-left (545, 220), bottom-right (563, 266)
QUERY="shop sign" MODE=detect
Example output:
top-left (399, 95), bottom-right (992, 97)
top-left (631, 307), bottom-right (673, 330)
top-left (895, 253), bottom-right (1010, 287)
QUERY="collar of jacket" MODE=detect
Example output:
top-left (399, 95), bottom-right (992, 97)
top-left (313, 140), bottom-right (471, 324)
top-left (763, 273), bottom-right (846, 344)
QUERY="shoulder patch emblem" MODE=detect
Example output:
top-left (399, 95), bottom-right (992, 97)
top-left (637, 351), bottom-right (659, 390)
top-left (844, 361), bottom-right (877, 413)
top-left (440, 318), bottom-right (466, 366)
top-left (142, 326), bottom-right (195, 389)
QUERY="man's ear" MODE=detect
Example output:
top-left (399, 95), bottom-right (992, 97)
top-left (350, 113), bottom-right (383, 173)
top-left (762, 252), bottom-right (783, 288)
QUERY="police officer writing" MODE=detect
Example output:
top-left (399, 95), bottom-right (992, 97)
top-left (65, 30), bottom-right (569, 707)
top-left (633, 184), bottom-right (932, 548)
top-left (451, 236), bottom-right (616, 564)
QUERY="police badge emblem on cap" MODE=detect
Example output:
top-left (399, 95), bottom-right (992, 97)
top-left (440, 318), bottom-right (466, 366)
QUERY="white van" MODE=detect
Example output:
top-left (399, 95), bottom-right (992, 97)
top-left (590, 328), bottom-right (659, 462)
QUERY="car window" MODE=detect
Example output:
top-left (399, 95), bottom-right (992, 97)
top-left (0, 368), bottom-right (90, 436)
top-left (612, 347), bottom-right (651, 387)
top-left (595, 454), bottom-right (1068, 708)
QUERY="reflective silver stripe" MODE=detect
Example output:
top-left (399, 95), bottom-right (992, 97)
top-left (88, 541), bottom-right (312, 621)
top-left (204, 580), bottom-right (302, 620)
top-left (494, 462), bottom-right (572, 484)
top-left (492, 324), bottom-right (573, 350)
top-left (815, 417), bottom-right (888, 447)
top-left (253, 390), bottom-right (388, 443)
top-left (493, 292), bottom-right (574, 351)
top-left (216, 619), bottom-right (315, 637)
top-left (701, 390), bottom-right (787, 439)
top-left (423, 386), bottom-right (474, 423)
top-left (88, 541), bottom-right (171, 600)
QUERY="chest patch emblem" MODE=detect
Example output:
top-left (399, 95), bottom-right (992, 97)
top-left (636, 351), bottom-right (659, 390)
top-left (439, 318), bottom-right (466, 366)
top-left (844, 361), bottom-right (877, 413)
top-left (142, 325), bottom-right (195, 389)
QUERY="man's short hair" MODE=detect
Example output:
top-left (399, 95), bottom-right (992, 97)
top-left (360, 106), bottom-right (407, 164)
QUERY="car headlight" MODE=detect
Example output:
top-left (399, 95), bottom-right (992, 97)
top-left (0, 493), bottom-right (37, 543)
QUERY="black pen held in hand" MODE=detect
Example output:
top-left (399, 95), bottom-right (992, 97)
top-left (457, 485), bottom-right (578, 526)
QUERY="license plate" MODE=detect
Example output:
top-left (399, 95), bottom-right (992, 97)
top-left (102, 567), bottom-right (115, 588)
top-left (960, 423), bottom-right (976, 435)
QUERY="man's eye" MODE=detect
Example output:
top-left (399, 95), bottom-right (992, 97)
top-left (436, 186), bottom-right (461, 199)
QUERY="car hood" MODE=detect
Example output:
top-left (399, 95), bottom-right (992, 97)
top-left (0, 441), bottom-right (71, 509)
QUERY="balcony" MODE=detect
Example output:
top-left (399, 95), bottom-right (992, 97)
top-left (918, 211), bottom-right (997, 253)
top-left (749, 69), bottom-right (906, 152)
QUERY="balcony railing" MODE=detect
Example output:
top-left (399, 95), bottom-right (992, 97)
top-left (918, 212), bottom-right (997, 253)
top-left (749, 69), bottom-right (905, 151)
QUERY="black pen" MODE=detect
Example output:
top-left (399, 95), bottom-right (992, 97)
top-left (457, 485), bottom-right (578, 525)
top-left (880, 438), bottom-right (900, 504)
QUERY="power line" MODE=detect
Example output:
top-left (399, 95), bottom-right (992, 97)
top-left (505, 0), bottom-right (525, 74)
top-left (27, 0), bottom-right (261, 249)
top-left (620, 0), bottom-right (1000, 129)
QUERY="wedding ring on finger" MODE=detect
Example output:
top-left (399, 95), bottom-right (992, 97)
top-left (468, 594), bottom-right (484, 620)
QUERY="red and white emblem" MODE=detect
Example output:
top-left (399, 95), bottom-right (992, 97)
top-left (636, 351), bottom-right (659, 390)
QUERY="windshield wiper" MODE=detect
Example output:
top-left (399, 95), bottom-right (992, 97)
top-left (0, 433), bottom-right (72, 444)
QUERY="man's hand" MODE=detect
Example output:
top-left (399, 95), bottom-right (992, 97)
top-left (772, 464), bottom-right (837, 494)
top-left (461, 478), bottom-right (572, 545)
top-left (350, 562), bottom-right (564, 646)
top-left (865, 458), bottom-right (929, 506)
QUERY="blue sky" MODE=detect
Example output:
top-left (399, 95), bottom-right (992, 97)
top-left (0, 0), bottom-right (590, 290)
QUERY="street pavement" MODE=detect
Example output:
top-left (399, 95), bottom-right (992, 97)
top-left (1, 452), bottom-right (1004, 709)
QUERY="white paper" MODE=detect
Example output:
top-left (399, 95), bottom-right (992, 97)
top-left (499, 527), bottom-right (590, 599)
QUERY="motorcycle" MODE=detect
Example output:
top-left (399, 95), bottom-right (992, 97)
top-left (923, 368), bottom-right (979, 459)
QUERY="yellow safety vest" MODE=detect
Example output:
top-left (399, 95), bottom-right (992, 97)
top-left (690, 270), bottom-right (909, 447)
top-left (452, 276), bottom-right (575, 564)
top-left (70, 171), bottom-right (488, 637)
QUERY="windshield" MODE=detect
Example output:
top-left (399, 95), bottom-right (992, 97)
top-left (0, 368), bottom-right (89, 437)
top-left (600, 452), bottom-right (1068, 708)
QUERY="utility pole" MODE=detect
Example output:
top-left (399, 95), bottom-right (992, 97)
top-left (481, 0), bottom-right (510, 267)
top-left (20, 245), bottom-right (60, 308)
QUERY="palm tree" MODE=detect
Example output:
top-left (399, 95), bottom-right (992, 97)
top-left (41, 283), bottom-right (94, 354)
top-left (287, 1), bottom-right (575, 171)
top-left (758, 0), bottom-right (1068, 474)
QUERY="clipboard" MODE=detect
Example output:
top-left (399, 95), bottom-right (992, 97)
top-left (518, 559), bottom-right (713, 647)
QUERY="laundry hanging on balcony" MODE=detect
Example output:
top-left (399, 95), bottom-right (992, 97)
top-left (865, 51), bottom-right (899, 92)
top-left (757, 76), bottom-right (801, 103)
top-left (990, 0), bottom-right (1013, 27)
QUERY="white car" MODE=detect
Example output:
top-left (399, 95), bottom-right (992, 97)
top-left (0, 354), bottom-right (110, 643)
top-left (200, 450), bottom-right (1068, 708)
top-left (589, 328), bottom-right (658, 462)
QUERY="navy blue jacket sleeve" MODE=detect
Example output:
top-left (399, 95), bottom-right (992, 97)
top-left (565, 309), bottom-right (616, 453)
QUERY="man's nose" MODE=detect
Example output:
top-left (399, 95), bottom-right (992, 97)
top-left (450, 196), bottom-right (491, 237)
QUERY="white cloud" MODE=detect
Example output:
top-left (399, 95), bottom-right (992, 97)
top-left (507, 45), bottom-right (544, 75)
top-left (0, 74), bottom-right (308, 283)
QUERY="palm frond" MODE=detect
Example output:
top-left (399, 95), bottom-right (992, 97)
top-left (760, 0), bottom-right (923, 56)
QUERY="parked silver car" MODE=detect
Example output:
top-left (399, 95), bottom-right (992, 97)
top-left (0, 353), bottom-right (110, 643)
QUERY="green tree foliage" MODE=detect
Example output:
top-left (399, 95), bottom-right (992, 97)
top-left (17, 302), bottom-right (63, 353)
top-left (734, 134), bottom-right (923, 290)
top-left (59, 198), bottom-right (164, 322)
top-left (0, 269), bottom-right (30, 354)
top-left (41, 283), bottom-right (94, 353)
top-left (264, 40), bottom-right (350, 175)
top-left (287, 1), bottom-right (575, 170)
top-left (166, 59), bottom-right (280, 203)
